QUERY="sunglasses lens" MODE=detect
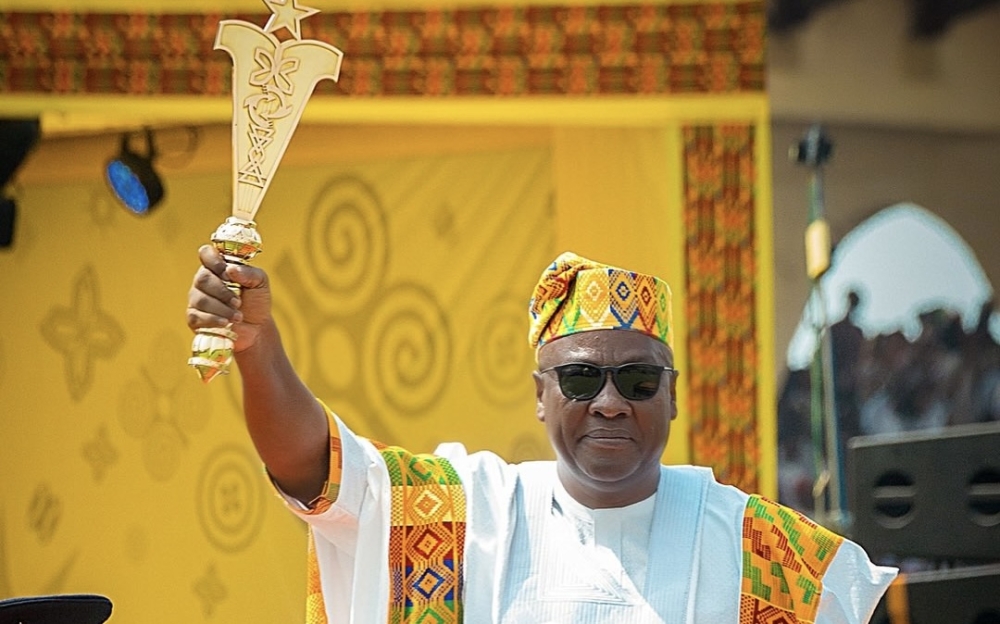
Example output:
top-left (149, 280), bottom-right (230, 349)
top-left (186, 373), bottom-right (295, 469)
top-left (615, 364), bottom-right (663, 400)
top-left (556, 364), bottom-right (604, 400)
top-left (552, 363), bottom-right (667, 400)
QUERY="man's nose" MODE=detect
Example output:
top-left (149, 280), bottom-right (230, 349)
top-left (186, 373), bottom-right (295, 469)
top-left (588, 371), bottom-right (629, 418)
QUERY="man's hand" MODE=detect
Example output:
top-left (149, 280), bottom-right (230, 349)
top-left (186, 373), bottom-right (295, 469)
top-left (186, 244), bottom-right (272, 353)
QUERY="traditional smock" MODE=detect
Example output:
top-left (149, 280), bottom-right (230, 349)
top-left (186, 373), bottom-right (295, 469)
top-left (279, 409), bottom-right (896, 624)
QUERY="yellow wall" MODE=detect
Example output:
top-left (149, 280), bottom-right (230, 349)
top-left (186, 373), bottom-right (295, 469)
top-left (1, 124), bottom-right (553, 621)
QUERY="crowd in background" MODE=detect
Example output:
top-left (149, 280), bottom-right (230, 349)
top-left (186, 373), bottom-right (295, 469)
top-left (777, 294), bottom-right (1000, 514)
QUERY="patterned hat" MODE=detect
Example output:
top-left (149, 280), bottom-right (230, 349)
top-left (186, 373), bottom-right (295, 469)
top-left (528, 252), bottom-right (673, 350)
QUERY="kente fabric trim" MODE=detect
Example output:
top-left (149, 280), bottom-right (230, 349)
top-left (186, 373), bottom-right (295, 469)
top-left (528, 251), bottom-right (673, 349)
top-left (304, 406), bottom-right (345, 624)
top-left (682, 123), bottom-right (759, 493)
top-left (378, 444), bottom-right (466, 624)
top-left (306, 531), bottom-right (329, 624)
top-left (302, 433), bottom-right (344, 517)
top-left (304, 437), bottom-right (467, 624)
top-left (0, 3), bottom-right (765, 97)
top-left (739, 495), bottom-right (844, 624)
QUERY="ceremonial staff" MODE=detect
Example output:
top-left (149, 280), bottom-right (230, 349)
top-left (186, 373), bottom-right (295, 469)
top-left (189, 0), bottom-right (344, 382)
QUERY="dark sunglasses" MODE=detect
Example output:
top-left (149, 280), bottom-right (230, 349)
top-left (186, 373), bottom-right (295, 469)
top-left (539, 362), bottom-right (676, 401)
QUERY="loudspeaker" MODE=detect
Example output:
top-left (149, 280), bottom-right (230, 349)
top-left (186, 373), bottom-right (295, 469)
top-left (870, 564), bottom-right (1000, 624)
top-left (0, 197), bottom-right (14, 248)
top-left (848, 422), bottom-right (1000, 560)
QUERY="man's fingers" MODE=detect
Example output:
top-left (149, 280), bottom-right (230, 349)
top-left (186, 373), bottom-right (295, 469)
top-left (187, 285), bottom-right (242, 326)
top-left (222, 262), bottom-right (268, 291)
top-left (192, 266), bottom-right (238, 305)
top-left (198, 244), bottom-right (227, 276)
top-left (186, 307), bottom-right (243, 331)
top-left (192, 262), bottom-right (265, 301)
top-left (186, 304), bottom-right (242, 332)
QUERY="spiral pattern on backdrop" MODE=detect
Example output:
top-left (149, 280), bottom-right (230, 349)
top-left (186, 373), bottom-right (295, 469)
top-left (305, 175), bottom-right (389, 314)
top-left (363, 283), bottom-right (451, 417)
top-left (196, 444), bottom-right (266, 554)
top-left (470, 295), bottom-right (534, 407)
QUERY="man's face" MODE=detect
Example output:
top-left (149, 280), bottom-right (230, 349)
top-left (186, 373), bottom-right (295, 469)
top-left (534, 329), bottom-right (677, 509)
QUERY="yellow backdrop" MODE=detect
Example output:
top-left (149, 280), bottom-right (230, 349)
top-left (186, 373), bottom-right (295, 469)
top-left (0, 1), bottom-right (773, 621)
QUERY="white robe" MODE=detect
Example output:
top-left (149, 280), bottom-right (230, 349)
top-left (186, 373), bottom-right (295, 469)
top-left (285, 415), bottom-right (896, 624)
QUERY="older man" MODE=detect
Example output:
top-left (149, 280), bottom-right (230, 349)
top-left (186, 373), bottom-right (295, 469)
top-left (187, 249), bottom-right (895, 624)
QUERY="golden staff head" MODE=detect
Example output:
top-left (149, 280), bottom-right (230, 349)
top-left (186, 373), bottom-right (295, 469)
top-left (190, 1), bottom-right (343, 383)
top-left (217, 0), bottom-right (344, 222)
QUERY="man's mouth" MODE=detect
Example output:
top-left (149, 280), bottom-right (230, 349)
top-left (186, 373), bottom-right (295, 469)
top-left (583, 430), bottom-right (633, 442)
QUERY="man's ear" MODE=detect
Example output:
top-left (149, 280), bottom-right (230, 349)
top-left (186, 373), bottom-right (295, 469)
top-left (533, 371), bottom-right (546, 423)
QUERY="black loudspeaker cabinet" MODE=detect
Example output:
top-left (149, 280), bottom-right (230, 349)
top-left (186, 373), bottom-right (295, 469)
top-left (848, 421), bottom-right (1000, 561)
top-left (870, 564), bottom-right (1000, 624)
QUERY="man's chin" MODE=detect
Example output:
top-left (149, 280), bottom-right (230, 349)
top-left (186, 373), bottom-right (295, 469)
top-left (579, 461), bottom-right (642, 487)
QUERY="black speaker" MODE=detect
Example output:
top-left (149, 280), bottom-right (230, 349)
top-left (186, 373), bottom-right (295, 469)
top-left (848, 422), bottom-right (1000, 561)
top-left (870, 564), bottom-right (1000, 624)
top-left (0, 197), bottom-right (15, 248)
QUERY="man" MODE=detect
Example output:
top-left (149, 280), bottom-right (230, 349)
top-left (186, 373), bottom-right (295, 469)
top-left (187, 249), bottom-right (895, 624)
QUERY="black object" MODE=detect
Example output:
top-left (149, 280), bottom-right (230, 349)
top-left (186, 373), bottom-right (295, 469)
top-left (0, 119), bottom-right (40, 188)
top-left (0, 197), bottom-right (14, 249)
top-left (0, 118), bottom-right (41, 249)
top-left (0, 594), bottom-right (112, 624)
top-left (870, 564), bottom-right (1000, 624)
top-left (791, 124), bottom-right (833, 168)
top-left (768, 0), bottom-right (1000, 37)
top-left (911, 0), bottom-right (1000, 38)
top-left (768, 0), bottom-right (845, 33)
top-left (848, 422), bottom-right (1000, 561)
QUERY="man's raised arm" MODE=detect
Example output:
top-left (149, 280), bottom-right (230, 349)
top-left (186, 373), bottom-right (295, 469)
top-left (186, 245), bottom-right (329, 503)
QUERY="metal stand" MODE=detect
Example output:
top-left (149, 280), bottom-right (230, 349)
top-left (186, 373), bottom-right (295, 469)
top-left (792, 124), bottom-right (845, 533)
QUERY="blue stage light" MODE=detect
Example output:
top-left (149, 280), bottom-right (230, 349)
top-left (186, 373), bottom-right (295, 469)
top-left (105, 130), bottom-right (164, 215)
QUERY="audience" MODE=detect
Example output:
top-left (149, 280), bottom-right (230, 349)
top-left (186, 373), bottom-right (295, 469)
top-left (778, 295), bottom-right (1000, 515)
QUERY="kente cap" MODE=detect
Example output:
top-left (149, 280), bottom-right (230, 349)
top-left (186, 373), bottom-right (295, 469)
top-left (528, 251), bottom-right (673, 351)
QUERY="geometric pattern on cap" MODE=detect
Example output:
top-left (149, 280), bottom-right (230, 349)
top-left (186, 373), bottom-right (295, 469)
top-left (528, 251), bottom-right (673, 350)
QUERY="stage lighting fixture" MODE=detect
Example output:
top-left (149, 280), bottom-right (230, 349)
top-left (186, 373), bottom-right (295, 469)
top-left (105, 129), bottom-right (164, 216)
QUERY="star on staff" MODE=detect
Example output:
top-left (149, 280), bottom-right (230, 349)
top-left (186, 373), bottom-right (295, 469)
top-left (263, 0), bottom-right (320, 40)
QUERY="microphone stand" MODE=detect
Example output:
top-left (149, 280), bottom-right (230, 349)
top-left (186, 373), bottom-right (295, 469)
top-left (791, 124), bottom-right (845, 533)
